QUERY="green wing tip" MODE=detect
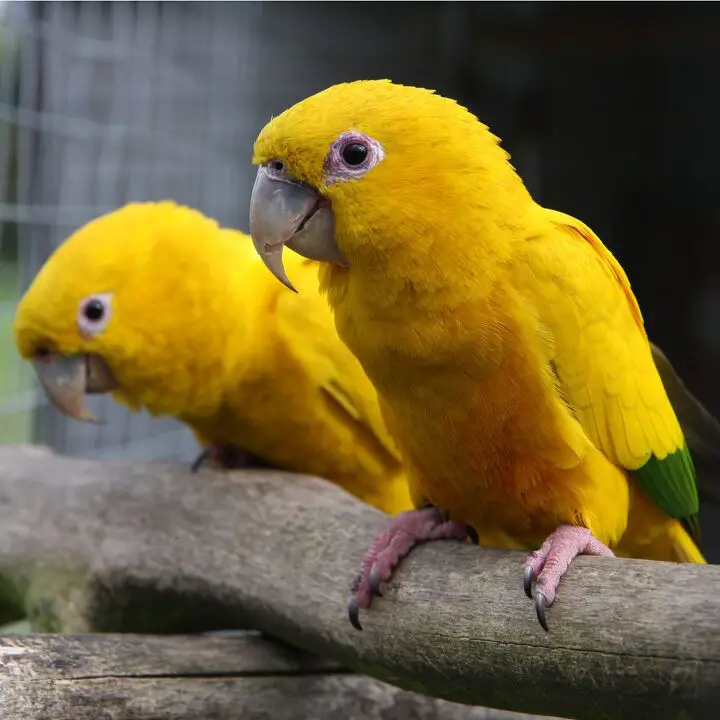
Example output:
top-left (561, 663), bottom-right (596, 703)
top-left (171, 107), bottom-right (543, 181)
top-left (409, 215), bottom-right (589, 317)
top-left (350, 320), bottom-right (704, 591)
top-left (633, 444), bottom-right (701, 542)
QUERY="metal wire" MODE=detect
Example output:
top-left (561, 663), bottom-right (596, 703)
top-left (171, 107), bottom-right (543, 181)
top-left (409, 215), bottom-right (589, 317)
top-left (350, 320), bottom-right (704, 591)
top-left (0, 0), bottom-right (446, 461)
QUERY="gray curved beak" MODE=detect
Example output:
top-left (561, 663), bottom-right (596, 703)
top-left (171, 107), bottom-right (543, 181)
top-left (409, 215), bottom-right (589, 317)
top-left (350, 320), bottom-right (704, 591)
top-left (249, 165), bottom-right (346, 292)
top-left (33, 353), bottom-right (118, 423)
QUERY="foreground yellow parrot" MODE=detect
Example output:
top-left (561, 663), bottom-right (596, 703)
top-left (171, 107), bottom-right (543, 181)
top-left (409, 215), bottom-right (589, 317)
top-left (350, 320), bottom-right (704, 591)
top-left (248, 80), bottom-right (718, 631)
top-left (12, 201), bottom-right (413, 516)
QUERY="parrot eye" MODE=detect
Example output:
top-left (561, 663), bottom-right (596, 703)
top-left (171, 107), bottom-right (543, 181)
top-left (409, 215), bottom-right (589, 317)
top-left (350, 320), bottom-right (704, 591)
top-left (77, 293), bottom-right (113, 337)
top-left (341, 143), bottom-right (367, 166)
top-left (324, 130), bottom-right (385, 184)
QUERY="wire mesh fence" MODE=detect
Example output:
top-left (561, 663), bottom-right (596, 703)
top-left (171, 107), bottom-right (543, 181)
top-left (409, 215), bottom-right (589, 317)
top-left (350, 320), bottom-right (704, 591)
top-left (1, 1), bottom-right (267, 461)
top-left (0, 0), bottom-right (448, 461)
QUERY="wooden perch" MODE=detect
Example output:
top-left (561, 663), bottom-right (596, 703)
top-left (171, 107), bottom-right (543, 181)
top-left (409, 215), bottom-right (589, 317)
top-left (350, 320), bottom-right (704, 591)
top-left (0, 633), bottom-right (541, 719)
top-left (0, 445), bottom-right (718, 720)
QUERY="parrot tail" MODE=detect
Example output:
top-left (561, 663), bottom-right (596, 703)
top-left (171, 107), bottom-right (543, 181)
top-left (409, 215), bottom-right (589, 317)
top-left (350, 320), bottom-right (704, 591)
top-left (616, 480), bottom-right (707, 564)
top-left (615, 518), bottom-right (705, 564)
top-left (664, 520), bottom-right (706, 564)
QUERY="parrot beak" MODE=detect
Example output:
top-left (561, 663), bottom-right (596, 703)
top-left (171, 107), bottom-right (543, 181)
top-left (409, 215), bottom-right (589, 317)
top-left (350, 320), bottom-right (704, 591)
top-left (249, 164), bottom-right (347, 292)
top-left (32, 353), bottom-right (118, 423)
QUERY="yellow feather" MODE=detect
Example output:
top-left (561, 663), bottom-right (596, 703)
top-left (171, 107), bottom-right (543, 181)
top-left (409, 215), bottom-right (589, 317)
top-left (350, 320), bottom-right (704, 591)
top-left (13, 201), bottom-right (413, 516)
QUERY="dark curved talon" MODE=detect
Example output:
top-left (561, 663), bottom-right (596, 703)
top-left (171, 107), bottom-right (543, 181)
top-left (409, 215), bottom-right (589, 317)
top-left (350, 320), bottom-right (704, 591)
top-left (534, 590), bottom-right (549, 632)
top-left (523, 564), bottom-right (534, 599)
top-left (369, 563), bottom-right (382, 597)
top-left (465, 524), bottom-right (479, 545)
top-left (348, 597), bottom-right (362, 631)
top-left (191, 448), bottom-right (212, 473)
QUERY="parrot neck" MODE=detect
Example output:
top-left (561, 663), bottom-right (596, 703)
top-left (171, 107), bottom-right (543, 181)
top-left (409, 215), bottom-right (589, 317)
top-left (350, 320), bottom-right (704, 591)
top-left (333, 197), bottom-right (537, 311)
top-left (320, 197), bottom-right (540, 382)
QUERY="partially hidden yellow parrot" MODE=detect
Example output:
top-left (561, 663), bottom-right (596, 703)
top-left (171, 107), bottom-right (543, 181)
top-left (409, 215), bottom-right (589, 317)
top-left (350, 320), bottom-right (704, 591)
top-left (12, 201), bottom-right (413, 516)
top-left (247, 79), bottom-right (720, 631)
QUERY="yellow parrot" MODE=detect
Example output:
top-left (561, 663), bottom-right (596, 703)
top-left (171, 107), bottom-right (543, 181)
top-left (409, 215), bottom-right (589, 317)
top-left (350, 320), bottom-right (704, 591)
top-left (247, 79), bottom-right (718, 631)
top-left (12, 201), bottom-right (413, 516)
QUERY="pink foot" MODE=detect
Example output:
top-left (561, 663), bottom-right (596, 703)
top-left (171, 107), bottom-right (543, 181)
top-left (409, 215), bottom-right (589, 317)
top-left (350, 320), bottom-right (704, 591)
top-left (523, 524), bottom-right (615, 631)
top-left (348, 506), bottom-right (469, 631)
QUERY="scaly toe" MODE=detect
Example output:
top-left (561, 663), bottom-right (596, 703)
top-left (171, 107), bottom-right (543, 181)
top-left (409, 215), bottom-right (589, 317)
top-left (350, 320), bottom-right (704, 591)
top-left (523, 565), bottom-right (535, 599)
top-left (534, 591), bottom-right (549, 632)
top-left (348, 597), bottom-right (362, 631)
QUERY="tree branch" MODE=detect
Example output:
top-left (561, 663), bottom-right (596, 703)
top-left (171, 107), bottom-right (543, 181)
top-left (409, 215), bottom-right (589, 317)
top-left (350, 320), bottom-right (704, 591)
top-left (0, 445), bottom-right (718, 720)
top-left (0, 633), bottom-right (540, 719)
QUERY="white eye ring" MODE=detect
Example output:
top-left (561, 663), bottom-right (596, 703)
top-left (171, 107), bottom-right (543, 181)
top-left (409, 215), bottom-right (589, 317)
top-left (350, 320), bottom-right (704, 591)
top-left (324, 130), bottom-right (385, 185)
top-left (77, 292), bottom-right (113, 337)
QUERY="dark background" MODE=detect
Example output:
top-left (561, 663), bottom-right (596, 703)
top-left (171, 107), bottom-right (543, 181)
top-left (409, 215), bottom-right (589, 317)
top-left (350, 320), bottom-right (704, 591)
top-left (424, 2), bottom-right (720, 560)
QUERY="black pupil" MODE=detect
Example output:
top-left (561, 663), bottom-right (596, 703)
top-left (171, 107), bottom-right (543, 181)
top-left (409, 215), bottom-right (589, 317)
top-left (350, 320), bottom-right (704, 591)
top-left (342, 143), bottom-right (368, 166)
top-left (84, 299), bottom-right (104, 321)
top-left (271, 160), bottom-right (284, 171)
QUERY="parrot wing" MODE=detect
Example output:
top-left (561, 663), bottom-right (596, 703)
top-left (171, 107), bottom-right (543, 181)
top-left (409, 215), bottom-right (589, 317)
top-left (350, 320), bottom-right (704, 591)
top-left (650, 342), bottom-right (720, 506)
top-left (273, 258), bottom-right (403, 467)
top-left (521, 208), bottom-right (700, 540)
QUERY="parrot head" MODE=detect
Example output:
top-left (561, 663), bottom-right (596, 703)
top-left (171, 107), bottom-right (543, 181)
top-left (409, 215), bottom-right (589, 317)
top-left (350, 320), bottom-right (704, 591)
top-left (249, 79), bottom-right (530, 291)
top-left (13, 201), bottom-right (249, 422)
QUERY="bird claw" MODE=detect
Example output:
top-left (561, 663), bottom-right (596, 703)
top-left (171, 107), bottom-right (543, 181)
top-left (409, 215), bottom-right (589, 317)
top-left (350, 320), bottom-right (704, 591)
top-left (523, 564), bottom-right (534, 599)
top-left (348, 596), bottom-right (362, 631)
top-left (522, 525), bottom-right (615, 632)
top-left (534, 590), bottom-right (549, 632)
top-left (465, 524), bottom-right (480, 545)
top-left (191, 445), bottom-right (272, 473)
top-left (369, 564), bottom-right (382, 597)
top-left (190, 448), bottom-right (212, 473)
top-left (523, 562), bottom-right (549, 630)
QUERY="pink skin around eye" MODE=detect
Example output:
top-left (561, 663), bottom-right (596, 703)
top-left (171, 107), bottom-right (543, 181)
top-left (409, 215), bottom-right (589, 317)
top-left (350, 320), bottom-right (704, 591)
top-left (77, 293), bottom-right (113, 339)
top-left (324, 130), bottom-right (386, 185)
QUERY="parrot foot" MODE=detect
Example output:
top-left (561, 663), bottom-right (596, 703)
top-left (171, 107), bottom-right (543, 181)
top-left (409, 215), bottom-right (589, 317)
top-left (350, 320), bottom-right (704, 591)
top-left (347, 506), bottom-right (468, 631)
top-left (191, 445), bottom-right (272, 473)
top-left (522, 524), bottom-right (614, 631)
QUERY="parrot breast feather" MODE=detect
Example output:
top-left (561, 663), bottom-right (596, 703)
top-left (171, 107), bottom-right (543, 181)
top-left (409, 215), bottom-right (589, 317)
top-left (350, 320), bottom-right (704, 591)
top-left (520, 208), bottom-right (699, 539)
